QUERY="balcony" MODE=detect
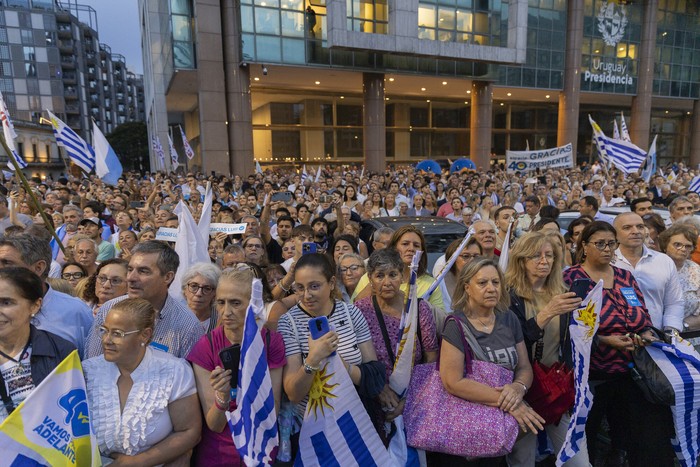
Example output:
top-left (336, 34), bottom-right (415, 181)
top-left (62, 71), bottom-right (77, 84)
top-left (60, 56), bottom-right (75, 69)
top-left (65, 103), bottom-right (80, 114)
top-left (64, 87), bottom-right (78, 100)
top-left (58, 40), bottom-right (74, 54)
top-left (57, 25), bottom-right (72, 38)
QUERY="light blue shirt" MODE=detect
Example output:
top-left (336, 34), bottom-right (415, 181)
top-left (34, 284), bottom-right (93, 357)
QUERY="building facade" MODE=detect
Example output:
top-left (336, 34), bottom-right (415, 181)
top-left (142, 0), bottom-right (700, 175)
top-left (0, 0), bottom-right (145, 175)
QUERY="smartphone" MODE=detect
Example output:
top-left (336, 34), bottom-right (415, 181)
top-left (319, 194), bottom-right (331, 204)
top-left (302, 242), bottom-right (317, 255)
top-left (130, 201), bottom-right (144, 208)
top-left (308, 316), bottom-right (335, 356)
top-left (570, 278), bottom-right (594, 301)
top-left (218, 344), bottom-right (241, 388)
top-left (271, 191), bottom-right (293, 203)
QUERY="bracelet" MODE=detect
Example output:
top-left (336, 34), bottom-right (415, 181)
top-left (278, 281), bottom-right (290, 293)
top-left (304, 362), bottom-right (319, 374)
top-left (214, 391), bottom-right (230, 410)
top-left (513, 381), bottom-right (528, 394)
top-left (214, 397), bottom-right (227, 411)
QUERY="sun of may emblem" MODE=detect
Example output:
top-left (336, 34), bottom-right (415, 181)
top-left (576, 300), bottom-right (598, 339)
top-left (597, 1), bottom-right (628, 47)
top-left (307, 362), bottom-right (338, 420)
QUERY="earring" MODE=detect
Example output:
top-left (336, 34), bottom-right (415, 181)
top-left (140, 342), bottom-right (145, 347)
top-left (30, 314), bottom-right (35, 318)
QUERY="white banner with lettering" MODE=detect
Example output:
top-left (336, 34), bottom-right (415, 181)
top-left (506, 143), bottom-right (574, 173)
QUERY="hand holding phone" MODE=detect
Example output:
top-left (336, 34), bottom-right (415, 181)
top-left (218, 344), bottom-right (241, 388)
top-left (309, 316), bottom-right (335, 357)
top-left (302, 242), bottom-right (317, 255)
top-left (569, 278), bottom-right (594, 301)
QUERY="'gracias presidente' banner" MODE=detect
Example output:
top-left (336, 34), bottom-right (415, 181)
top-left (506, 143), bottom-right (574, 173)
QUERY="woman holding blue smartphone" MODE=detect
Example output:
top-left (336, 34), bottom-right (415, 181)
top-left (277, 253), bottom-right (384, 453)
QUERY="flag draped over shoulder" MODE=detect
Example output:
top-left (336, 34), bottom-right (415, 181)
top-left (227, 279), bottom-right (278, 466)
top-left (0, 351), bottom-right (101, 466)
top-left (556, 280), bottom-right (603, 467)
top-left (179, 125), bottom-right (195, 160)
top-left (294, 354), bottom-right (391, 466)
top-left (646, 338), bottom-right (700, 467)
top-left (47, 110), bottom-right (95, 174)
top-left (169, 199), bottom-right (210, 300)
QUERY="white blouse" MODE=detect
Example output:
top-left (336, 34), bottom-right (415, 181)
top-left (83, 347), bottom-right (196, 459)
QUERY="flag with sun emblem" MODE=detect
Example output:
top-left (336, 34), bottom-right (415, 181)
top-left (295, 354), bottom-right (391, 466)
top-left (556, 279), bottom-right (603, 467)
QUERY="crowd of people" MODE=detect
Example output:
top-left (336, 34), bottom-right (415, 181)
top-left (0, 159), bottom-right (699, 466)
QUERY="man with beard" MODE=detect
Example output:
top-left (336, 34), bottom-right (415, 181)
top-left (54, 204), bottom-right (83, 263)
top-left (311, 217), bottom-right (330, 253)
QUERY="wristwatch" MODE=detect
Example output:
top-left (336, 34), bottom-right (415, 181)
top-left (303, 362), bottom-right (319, 374)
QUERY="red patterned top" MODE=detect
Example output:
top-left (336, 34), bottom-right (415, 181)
top-left (563, 265), bottom-right (652, 375)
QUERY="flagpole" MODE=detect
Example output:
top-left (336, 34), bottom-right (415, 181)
top-left (0, 135), bottom-right (65, 255)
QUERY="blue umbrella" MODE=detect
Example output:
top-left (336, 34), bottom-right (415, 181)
top-left (415, 160), bottom-right (442, 174)
top-left (450, 158), bottom-right (476, 173)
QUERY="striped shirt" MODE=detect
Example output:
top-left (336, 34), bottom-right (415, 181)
top-left (277, 299), bottom-right (372, 418)
top-left (84, 294), bottom-right (204, 359)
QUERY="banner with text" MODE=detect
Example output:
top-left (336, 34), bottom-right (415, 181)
top-left (506, 143), bottom-right (574, 173)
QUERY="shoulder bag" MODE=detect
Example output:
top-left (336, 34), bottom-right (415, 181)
top-left (403, 315), bottom-right (519, 458)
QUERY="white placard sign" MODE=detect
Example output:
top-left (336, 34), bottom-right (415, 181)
top-left (506, 143), bottom-right (574, 173)
top-left (155, 227), bottom-right (178, 241)
top-left (209, 223), bottom-right (247, 235)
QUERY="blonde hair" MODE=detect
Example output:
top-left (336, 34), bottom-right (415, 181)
top-left (505, 231), bottom-right (566, 303)
top-left (452, 257), bottom-right (510, 313)
top-left (110, 298), bottom-right (156, 341)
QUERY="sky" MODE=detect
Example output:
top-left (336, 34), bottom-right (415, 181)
top-left (77, 0), bottom-right (143, 74)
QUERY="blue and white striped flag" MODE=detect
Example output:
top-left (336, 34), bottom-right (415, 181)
top-left (179, 125), bottom-right (195, 160)
top-left (300, 164), bottom-right (309, 185)
top-left (589, 116), bottom-right (646, 174)
top-left (613, 120), bottom-right (620, 140)
top-left (557, 280), bottom-right (603, 467)
top-left (168, 132), bottom-right (179, 170)
top-left (688, 175), bottom-right (700, 195)
top-left (152, 135), bottom-right (165, 170)
top-left (646, 337), bottom-right (700, 467)
top-left (46, 110), bottom-right (95, 174)
top-left (620, 112), bottom-right (631, 142)
top-left (0, 92), bottom-right (27, 170)
top-left (387, 251), bottom-right (422, 466)
top-left (228, 279), bottom-right (278, 466)
top-left (295, 347), bottom-right (391, 466)
top-left (641, 135), bottom-right (657, 184)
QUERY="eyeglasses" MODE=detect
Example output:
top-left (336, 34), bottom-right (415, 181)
top-left (186, 282), bottom-right (216, 295)
top-left (588, 240), bottom-right (619, 251)
top-left (672, 242), bottom-right (693, 251)
top-left (291, 282), bottom-right (325, 295)
top-left (459, 253), bottom-right (480, 260)
top-left (98, 326), bottom-right (141, 340)
top-left (97, 275), bottom-right (125, 286)
top-left (526, 253), bottom-right (555, 263)
top-left (340, 264), bottom-right (364, 274)
top-left (62, 272), bottom-right (84, 280)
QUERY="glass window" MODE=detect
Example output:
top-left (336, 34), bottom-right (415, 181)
top-left (23, 46), bottom-right (35, 61)
top-left (336, 129), bottom-right (363, 157)
top-left (171, 0), bottom-right (190, 14)
top-left (172, 15), bottom-right (191, 41)
top-left (20, 29), bottom-right (32, 45)
top-left (241, 6), bottom-right (254, 33)
top-left (255, 35), bottom-right (282, 61)
top-left (173, 41), bottom-right (195, 68)
top-left (255, 7), bottom-right (280, 35)
top-left (25, 62), bottom-right (36, 77)
top-left (281, 11), bottom-right (304, 37)
top-left (281, 38), bottom-right (305, 63)
top-left (336, 105), bottom-right (362, 126)
top-left (272, 130), bottom-right (300, 158)
top-left (270, 103), bottom-right (303, 124)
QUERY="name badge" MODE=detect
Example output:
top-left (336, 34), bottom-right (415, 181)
top-left (149, 341), bottom-right (169, 353)
top-left (620, 287), bottom-right (642, 307)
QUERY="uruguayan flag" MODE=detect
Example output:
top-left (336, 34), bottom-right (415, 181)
top-left (641, 135), bottom-right (657, 184)
top-left (498, 221), bottom-right (513, 273)
top-left (92, 119), bottom-right (123, 186)
top-left (168, 132), bottom-right (179, 170)
top-left (152, 135), bottom-right (166, 170)
top-left (180, 125), bottom-right (195, 160)
top-left (0, 93), bottom-right (27, 170)
top-left (300, 165), bottom-right (309, 185)
top-left (228, 279), bottom-right (278, 466)
top-left (589, 116), bottom-right (646, 174)
top-left (613, 120), bottom-right (620, 140)
top-left (387, 252), bottom-right (422, 466)
top-left (256, 160), bottom-right (263, 175)
top-left (646, 337), bottom-right (700, 467)
top-left (295, 351), bottom-right (391, 466)
top-left (169, 199), bottom-right (210, 301)
top-left (557, 280), bottom-right (603, 467)
top-left (315, 165), bottom-right (322, 183)
top-left (423, 228), bottom-right (473, 300)
top-left (47, 110), bottom-right (95, 174)
top-left (620, 112), bottom-right (631, 142)
top-left (688, 175), bottom-right (700, 195)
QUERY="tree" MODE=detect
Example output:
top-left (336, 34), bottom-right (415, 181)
top-left (107, 121), bottom-right (149, 172)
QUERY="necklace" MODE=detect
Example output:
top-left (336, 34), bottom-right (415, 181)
top-left (468, 313), bottom-right (494, 331)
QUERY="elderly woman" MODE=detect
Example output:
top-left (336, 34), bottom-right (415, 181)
top-left (338, 253), bottom-right (366, 302)
top-left (182, 262), bottom-right (222, 333)
top-left (658, 224), bottom-right (700, 331)
top-left (352, 225), bottom-right (444, 310)
top-left (0, 267), bottom-right (75, 423)
top-left (564, 222), bottom-right (670, 466)
top-left (241, 235), bottom-right (269, 267)
top-left (439, 236), bottom-right (482, 312)
top-left (354, 248), bottom-right (438, 431)
top-left (187, 268), bottom-right (286, 466)
top-left (436, 258), bottom-right (543, 465)
top-left (278, 253), bottom-right (383, 449)
top-left (80, 259), bottom-right (129, 315)
top-left (83, 298), bottom-right (201, 465)
top-left (505, 232), bottom-right (587, 466)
